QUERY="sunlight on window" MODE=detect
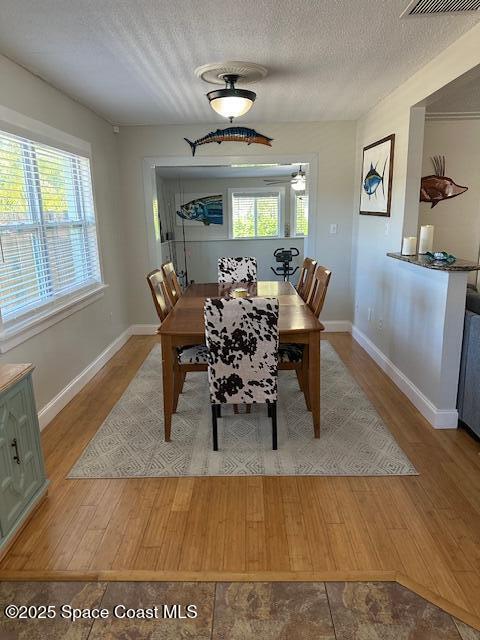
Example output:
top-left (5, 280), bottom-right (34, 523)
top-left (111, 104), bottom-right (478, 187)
top-left (295, 194), bottom-right (308, 236)
top-left (0, 129), bottom-right (101, 324)
top-left (231, 192), bottom-right (280, 239)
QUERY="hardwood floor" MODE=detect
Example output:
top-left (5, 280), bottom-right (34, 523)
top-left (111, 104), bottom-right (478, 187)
top-left (1, 334), bottom-right (479, 629)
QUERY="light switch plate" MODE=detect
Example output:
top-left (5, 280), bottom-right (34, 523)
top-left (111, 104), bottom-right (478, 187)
top-left (330, 224), bottom-right (338, 235)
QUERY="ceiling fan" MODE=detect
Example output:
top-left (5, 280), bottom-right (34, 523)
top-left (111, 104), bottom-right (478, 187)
top-left (264, 166), bottom-right (306, 191)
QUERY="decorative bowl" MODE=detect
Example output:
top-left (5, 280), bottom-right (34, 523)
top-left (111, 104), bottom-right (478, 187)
top-left (231, 288), bottom-right (249, 298)
top-left (425, 251), bottom-right (456, 265)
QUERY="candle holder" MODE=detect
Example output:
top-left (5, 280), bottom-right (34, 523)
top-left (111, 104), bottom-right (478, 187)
top-left (419, 225), bottom-right (434, 255)
top-left (401, 236), bottom-right (417, 256)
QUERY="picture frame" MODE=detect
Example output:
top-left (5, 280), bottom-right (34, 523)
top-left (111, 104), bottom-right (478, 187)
top-left (175, 192), bottom-right (223, 226)
top-left (360, 134), bottom-right (395, 217)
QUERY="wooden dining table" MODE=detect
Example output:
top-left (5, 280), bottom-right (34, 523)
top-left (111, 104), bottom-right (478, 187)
top-left (158, 281), bottom-right (324, 442)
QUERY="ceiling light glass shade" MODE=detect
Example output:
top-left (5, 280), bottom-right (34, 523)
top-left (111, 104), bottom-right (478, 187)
top-left (291, 176), bottom-right (306, 191)
top-left (206, 75), bottom-right (256, 122)
top-left (209, 95), bottom-right (255, 119)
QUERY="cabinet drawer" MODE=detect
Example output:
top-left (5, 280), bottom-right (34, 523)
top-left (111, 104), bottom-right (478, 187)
top-left (0, 375), bottom-right (46, 538)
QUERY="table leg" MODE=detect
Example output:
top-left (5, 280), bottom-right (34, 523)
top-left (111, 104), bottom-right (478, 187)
top-left (161, 334), bottom-right (174, 442)
top-left (308, 332), bottom-right (320, 438)
top-left (301, 348), bottom-right (311, 411)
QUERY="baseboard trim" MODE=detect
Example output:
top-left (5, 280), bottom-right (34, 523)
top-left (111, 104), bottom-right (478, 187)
top-left (130, 324), bottom-right (158, 335)
top-left (351, 325), bottom-right (458, 429)
top-left (38, 327), bottom-right (132, 430)
top-left (322, 321), bottom-right (352, 333)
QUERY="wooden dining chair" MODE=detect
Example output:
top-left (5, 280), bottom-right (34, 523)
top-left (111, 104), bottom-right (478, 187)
top-left (279, 266), bottom-right (332, 409)
top-left (218, 257), bottom-right (257, 283)
top-left (204, 296), bottom-right (279, 451)
top-left (162, 261), bottom-right (182, 306)
top-left (296, 257), bottom-right (317, 302)
top-left (146, 268), bottom-right (172, 330)
top-left (146, 269), bottom-right (207, 417)
top-left (308, 266), bottom-right (332, 316)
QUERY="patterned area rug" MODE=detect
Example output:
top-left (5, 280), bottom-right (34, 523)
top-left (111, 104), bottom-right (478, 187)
top-left (69, 343), bottom-right (417, 478)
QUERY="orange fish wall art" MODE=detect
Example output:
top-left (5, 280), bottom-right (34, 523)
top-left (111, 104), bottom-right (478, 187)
top-left (420, 155), bottom-right (468, 208)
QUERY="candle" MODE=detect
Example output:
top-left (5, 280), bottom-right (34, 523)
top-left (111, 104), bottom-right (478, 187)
top-left (418, 225), bottom-right (434, 254)
top-left (402, 236), bottom-right (417, 256)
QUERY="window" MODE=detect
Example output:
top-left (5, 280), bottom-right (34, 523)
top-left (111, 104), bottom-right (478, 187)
top-left (293, 193), bottom-right (308, 237)
top-left (230, 189), bottom-right (283, 239)
top-left (0, 128), bottom-right (102, 329)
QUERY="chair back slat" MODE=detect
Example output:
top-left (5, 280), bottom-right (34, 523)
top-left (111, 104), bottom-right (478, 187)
top-left (204, 297), bottom-right (279, 405)
top-left (297, 257), bottom-right (317, 302)
top-left (218, 257), bottom-right (257, 283)
top-left (308, 266), bottom-right (332, 317)
top-left (146, 269), bottom-right (172, 325)
top-left (162, 261), bottom-right (182, 306)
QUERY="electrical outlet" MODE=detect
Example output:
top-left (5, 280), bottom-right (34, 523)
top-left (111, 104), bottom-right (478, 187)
top-left (329, 224), bottom-right (338, 235)
top-left (378, 318), bottom-right (384, 331)
top-left (368, 308), bottom-right (373, 322)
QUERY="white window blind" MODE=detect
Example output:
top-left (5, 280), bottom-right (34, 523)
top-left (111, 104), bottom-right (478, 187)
top-left (231, 191), bottom-right (281, 238)
top-left (0, 129), bottom-right (101, 324)
top-left (294, 194), bottom-right (308, 236)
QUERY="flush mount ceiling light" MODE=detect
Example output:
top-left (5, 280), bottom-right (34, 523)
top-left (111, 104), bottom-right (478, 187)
top-left (195, 62), bottom-right (268, 122)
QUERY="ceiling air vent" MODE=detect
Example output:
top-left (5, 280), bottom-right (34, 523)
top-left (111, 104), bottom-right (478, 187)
top-left (402, 0), bottom-right (480, 15)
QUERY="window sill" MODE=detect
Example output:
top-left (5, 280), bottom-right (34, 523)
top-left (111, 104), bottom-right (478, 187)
top-left (0, 284), bottom-right (108, 354)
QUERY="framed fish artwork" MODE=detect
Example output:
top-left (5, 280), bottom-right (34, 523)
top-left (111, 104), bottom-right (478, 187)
top-left (175, 193), bottom-right (223, 226)
top-left (360, 134), bottom-right (395, 217)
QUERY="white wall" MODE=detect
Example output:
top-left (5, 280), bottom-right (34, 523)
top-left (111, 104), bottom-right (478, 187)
top-left (0, 54), bottom-right (129, 411)
top-left (118, 122), bottom-right (356, 325)
top-left (174, 238), bottom-right (305, 285)
top-left (352, 24), bottom-right (480, 426)
top-left (419, 118), bottom-right (480, 285)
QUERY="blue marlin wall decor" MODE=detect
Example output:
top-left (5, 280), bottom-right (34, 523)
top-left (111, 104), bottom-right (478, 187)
top-left (184, 127), bottom-right (273, 156)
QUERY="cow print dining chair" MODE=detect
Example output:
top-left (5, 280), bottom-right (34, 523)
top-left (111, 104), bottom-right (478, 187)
top-left (217, 257), bottom-right (257, 283)
top-left (204, 296), bottom-right (279, 451)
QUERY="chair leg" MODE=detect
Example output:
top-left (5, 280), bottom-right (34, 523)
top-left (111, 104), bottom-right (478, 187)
top-left (267, 404), bottom-right (272, 418)
top-left (217, 405), bottom-right (222, 418)
top-left (211, 405), bottom-right (219, 451)
top-left (271, 402), bottom-right (278, 450)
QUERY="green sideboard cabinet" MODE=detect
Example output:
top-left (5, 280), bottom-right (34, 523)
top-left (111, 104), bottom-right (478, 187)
top-left (0, 364), bottom-right (49, 560)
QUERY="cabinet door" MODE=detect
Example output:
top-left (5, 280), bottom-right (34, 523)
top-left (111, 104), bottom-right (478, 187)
top-left (0, 377), bottom-right (45, 537)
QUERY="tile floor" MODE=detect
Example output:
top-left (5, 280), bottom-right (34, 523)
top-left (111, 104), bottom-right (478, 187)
top-left (0, 581), bottom-right (478, 639)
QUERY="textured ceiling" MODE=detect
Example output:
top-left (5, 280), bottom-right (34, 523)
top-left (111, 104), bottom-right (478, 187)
top-left (0, 0), bottom-right (478, 125)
